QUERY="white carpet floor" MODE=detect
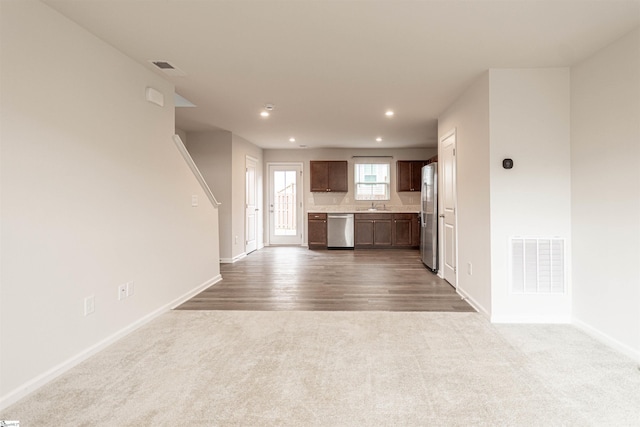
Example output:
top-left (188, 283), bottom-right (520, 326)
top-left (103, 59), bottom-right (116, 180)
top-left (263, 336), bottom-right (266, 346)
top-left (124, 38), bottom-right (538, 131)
top-left (2, 311), bottom-right (639, 426)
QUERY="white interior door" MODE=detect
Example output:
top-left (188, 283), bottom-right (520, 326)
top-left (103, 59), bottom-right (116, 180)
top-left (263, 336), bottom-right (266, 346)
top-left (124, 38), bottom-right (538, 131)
top-left (441, 130), bottom-right (457, 287)
top-left (245, 156), bottom-right (258, 254)
top-left (268, 163), bottom-right (303, 245)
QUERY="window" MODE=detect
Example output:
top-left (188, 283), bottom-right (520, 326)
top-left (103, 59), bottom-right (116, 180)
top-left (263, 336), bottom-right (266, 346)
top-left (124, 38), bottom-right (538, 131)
top-left (354, 161), bottom-right (390, 200)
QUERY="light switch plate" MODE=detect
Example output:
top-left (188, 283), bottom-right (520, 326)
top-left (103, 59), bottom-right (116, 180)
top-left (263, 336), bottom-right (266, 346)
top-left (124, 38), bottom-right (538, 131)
top-left (84, 296), bottom-right (95, 316)
top-left (126, 281), bottom-right (135, 297)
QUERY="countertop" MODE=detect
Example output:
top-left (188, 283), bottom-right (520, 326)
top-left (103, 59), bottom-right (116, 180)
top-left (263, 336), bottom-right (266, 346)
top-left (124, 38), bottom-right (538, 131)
top-left (308, 206), bottom-right (420, 214)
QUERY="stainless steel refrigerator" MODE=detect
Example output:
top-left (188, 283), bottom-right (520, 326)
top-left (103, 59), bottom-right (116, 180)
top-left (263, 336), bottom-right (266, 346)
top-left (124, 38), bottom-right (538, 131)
top-left (420, 163), bottom-right (438, 272)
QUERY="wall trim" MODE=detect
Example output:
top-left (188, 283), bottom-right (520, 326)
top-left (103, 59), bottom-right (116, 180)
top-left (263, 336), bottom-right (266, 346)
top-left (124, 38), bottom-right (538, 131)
top-left (220, 252), bottom-right (246, 264)
top-left (0, 274), bottom-right (222, 411)
top-left (572, 318), bottom-right (640, 364)
top-left (456, 286), bottom-right (489, 318)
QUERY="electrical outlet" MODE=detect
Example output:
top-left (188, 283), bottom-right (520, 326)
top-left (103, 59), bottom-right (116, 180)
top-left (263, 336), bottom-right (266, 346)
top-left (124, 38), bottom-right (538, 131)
top-left (467, 262), bottom-right (473, 276)
top-left (192, 195), bottom-right (198, 207)
top-left (84, 296), bottom-right (95, 316)
top-left (126, 281), bottom-right (135, 297)
top-left (235, 235), bottom-right (238, 244)
top-left (118, 284), bottom-right (127, 301)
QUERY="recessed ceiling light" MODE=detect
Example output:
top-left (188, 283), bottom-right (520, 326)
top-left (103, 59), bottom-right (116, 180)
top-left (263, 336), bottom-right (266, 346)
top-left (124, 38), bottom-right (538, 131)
top-left (289, 137), bottom-right (296, 142)
top-left (260, 111), bottom-right (270, 117)
top-left (376, 137), bottom-right (383, 142)
top-left (385, 110), bottom-right (394, 117)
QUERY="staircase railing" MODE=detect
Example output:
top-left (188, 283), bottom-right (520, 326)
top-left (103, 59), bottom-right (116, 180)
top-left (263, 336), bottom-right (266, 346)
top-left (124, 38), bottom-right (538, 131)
top-left (172, 134), bottom-right (221, 208)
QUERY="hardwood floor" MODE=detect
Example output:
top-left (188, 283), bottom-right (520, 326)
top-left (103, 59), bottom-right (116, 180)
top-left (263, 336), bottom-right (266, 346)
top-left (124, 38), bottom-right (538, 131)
top-left (176, 247), bottom-right (475, 312)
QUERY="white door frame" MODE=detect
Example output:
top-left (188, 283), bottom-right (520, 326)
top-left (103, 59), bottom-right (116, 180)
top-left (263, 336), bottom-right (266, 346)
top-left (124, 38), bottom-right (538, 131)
top-left (439, 128), bottom-right (458, 287)
top-left (267, 162), bottom-right (304, 246)
top-left (245, 156), bottom-right (258, 254)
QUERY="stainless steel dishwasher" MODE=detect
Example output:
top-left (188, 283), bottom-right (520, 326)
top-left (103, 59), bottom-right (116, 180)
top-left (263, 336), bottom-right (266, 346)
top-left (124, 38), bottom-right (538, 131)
top-left (327, 213), bottom-right (354, 249)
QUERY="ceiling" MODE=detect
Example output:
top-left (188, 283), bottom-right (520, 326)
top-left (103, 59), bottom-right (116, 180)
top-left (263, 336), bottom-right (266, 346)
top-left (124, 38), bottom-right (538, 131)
top-left (42, 0), bottom-right (640, 150)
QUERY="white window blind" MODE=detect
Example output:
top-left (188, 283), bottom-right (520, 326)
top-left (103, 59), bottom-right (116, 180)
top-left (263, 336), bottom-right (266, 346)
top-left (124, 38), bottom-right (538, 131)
top-left (354, 160), bottom-right (390, 201)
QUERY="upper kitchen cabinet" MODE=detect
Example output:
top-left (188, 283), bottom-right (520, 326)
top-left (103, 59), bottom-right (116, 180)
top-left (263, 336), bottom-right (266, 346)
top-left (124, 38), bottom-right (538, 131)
top-left (310, 161), bottom-right (348, 192)
top-left (396, 157), bottom-right (437, 192)
top-left (396, 161), bottom-right (427, 192)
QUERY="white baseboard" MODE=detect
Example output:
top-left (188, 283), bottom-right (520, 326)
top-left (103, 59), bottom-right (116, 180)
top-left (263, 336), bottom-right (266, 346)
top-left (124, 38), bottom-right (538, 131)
top-left (220, 252), bottom-right (246, 264)
top-left (572, 318), bottom-right (640, 363)
top-left (170, 274), bottom-right (222, 309)
top-left (456, 287), bottom-right (489, 318)
top-left (0, 274), bottom-right (222, 411)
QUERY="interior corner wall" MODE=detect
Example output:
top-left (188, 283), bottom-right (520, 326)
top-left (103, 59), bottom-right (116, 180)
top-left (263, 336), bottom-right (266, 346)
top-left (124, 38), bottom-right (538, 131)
top-left (570, 28), bottom-right (640, 360)
top-left (232, 134), bottom-right (264, 254)
top-left (0, 0), bottom-right (220, 406)
top-left (185, 131), bottom-right (233, 261)
top-left (488, 68), bottom-right (572, 323)
top-left (437, 72), bottom-right (492, 316)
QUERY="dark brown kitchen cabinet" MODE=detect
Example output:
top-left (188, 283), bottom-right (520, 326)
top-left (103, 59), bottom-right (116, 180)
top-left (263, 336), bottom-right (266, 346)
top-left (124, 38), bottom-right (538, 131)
top-left (354, 213), bottom-right (392, 248)
top-left (307, 213), bottom-right (327, 249)
top-left (392, 213), bottom-right (420, 248)
top-left (356, 212), bottom-right (420, 249)
top-left (310, 161), bottom-right (348, 192)
top-left (396, 161), bottom-right (429, 192)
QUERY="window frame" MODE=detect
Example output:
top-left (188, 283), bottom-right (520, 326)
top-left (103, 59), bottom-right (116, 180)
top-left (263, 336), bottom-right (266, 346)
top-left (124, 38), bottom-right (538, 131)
top-left (353, 159), bottom-right (391, 201)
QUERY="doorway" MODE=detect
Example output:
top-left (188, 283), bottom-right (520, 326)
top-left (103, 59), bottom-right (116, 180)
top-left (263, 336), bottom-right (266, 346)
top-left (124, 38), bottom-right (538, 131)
top-left (440, 129), bottom-right (457, 287)
top-left (245, 156), bottom-right (258, 254)
top-left (268, 163), bottom-right (303, 245)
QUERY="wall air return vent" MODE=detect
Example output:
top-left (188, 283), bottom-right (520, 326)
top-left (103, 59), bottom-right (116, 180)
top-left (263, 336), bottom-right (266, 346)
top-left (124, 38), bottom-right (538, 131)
top-left (510, 237), bottom-right (565, 294)
top-left (148, 60), bottom-right (186, 77)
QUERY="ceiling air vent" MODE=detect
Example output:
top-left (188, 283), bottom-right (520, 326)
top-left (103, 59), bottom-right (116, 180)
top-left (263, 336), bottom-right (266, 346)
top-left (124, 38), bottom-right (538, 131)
top-left (148, 60), bottom-right (186, 77)
top-left (152, 61), bottom-right (174, 69)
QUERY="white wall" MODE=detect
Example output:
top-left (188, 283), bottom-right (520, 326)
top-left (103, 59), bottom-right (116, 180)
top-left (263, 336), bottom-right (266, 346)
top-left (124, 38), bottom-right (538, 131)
top-left (0, 0), bottom-right (220, 407)
top-left (186, 131), bottom-right (264, 261)
top-left (438, 72), bottom-right (492, 315)
top-left (263, 147), bottom-right (436, 245)
top-left (437, 69), bottom-right (572, 321)
top-left (185, 131), bottom-right (233, 259)
top-left (489, 69), bottom-right (572, 323)
top-left (571, 28), bottom-right (640, 359)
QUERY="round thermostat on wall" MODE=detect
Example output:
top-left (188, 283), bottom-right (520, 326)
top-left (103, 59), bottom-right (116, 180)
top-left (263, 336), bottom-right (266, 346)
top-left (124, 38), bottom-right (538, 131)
top-left (502, 158), bottom-right (514, 169)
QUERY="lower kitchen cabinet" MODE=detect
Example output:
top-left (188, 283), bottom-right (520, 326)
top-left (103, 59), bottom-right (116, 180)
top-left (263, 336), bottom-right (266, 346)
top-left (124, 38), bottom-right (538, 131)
top-left (355, 213), bottom-right (419, 249)
top-left (308, 213), bottom-right (327, 249)
top-left (392, 213), bottom-right (420, 248)
top-left (354, 213), bottom-right (393, 248)
top-left (310, 212), bottom-right (420, 250)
